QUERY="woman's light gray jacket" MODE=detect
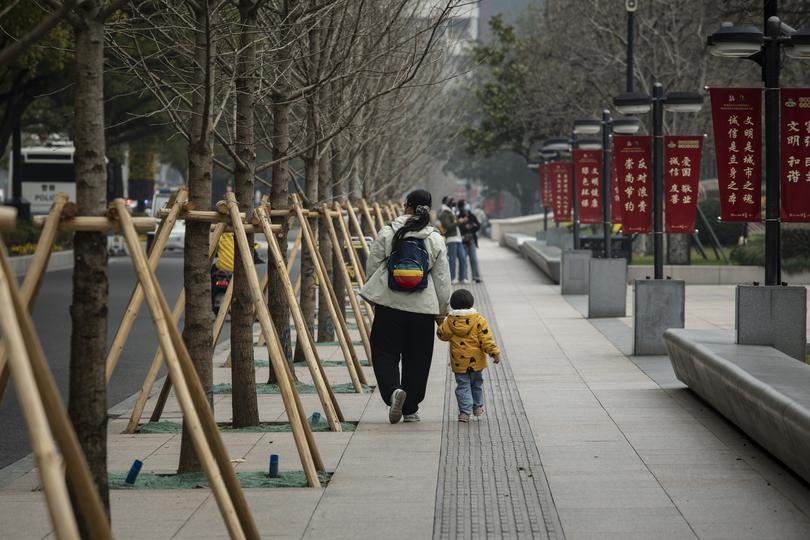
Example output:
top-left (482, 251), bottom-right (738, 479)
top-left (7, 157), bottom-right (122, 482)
top-left (359, 214), bottom-right (451, 316)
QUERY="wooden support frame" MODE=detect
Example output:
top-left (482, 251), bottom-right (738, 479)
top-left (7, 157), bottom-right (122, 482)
top-left (32, 214), bottom-right (157, 232)
top-left (330, 205), bottom-right (374, 327)
top-left (0, 239), bottom-right (112, 539)
top-left (344, 201), bottom-right (370, 257)
top-left (385, 202), bottom-right (394, 222)
top-left (323, 205), bottom-right (373, 367)
top-left (105, 188), bottom-right (189, 382)
top-left (125, 223), bottom-right (226, 431)
top-left (0, 193), bottom-right (68, 405)
top-left (256, 231), bottom-right (301, 349)
top-left (291, 195), bottom-right (366, 391)
top-left (372, 202), bottom-right (386, 231)
top-left (222, 194), bottom-right (324, 481)
top-left (332, 206), bottom-right (367, 287)
top-left (112, 200), bottom-right (263, 537)
top-left (358, 199), bottom-right (378, 240)
top-left (254, 204), bottom-right (342, 430)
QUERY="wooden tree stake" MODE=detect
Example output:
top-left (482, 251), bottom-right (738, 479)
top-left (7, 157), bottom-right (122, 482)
top-left (292, 195), bottom-right (366, 390)
top-left (359, 199), bottom-right (378, 240)
top-left (112, 200), bottom-right (256, 538)
top-left (224, 194), bottom-right (322, 483)
top-left (256, 205), bottom-right (341, 431)
top-left (324, 206), bottom-right (374, 368)
top-left (0, 242), bottom-right (111, 540)
top-left (127, 223), bottom-right (226, 427)
top-left (0, 193), bottom-right (67, 404)
top-left (105, 188), bottom-right (188, 382)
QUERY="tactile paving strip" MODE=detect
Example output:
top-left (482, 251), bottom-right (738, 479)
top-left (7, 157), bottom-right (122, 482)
top-left (433, 283), bottom-right (564, 539)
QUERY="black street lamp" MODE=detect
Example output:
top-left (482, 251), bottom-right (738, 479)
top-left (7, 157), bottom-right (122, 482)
top-left (573, 114), bottom-right (641, 258)
top-left (708, 15), bottom-right (810, 286)
top-left (542, 138), bottom-right (575, 244)
top-left (529, 149), bottom-right (560, 231)
top-left (614, 87), bottom-right (703, 279)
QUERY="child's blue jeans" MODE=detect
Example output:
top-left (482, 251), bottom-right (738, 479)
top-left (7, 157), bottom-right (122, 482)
top-left (455, 370), bottom-right (484, 414)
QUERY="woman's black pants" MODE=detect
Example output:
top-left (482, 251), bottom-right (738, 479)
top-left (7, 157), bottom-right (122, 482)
top-left (370, 305), bottom-right (436, 415)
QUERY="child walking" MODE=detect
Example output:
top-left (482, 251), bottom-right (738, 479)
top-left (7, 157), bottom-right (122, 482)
top-left (437, 289), bottom-right (501, 422)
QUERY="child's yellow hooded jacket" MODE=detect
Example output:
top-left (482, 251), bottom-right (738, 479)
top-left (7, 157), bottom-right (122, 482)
top-left (437, 308), bottom-right (500, 374)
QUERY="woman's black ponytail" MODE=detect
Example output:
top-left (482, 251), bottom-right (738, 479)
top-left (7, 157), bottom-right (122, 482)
top-left (391, 189), bottom-right (432, 252)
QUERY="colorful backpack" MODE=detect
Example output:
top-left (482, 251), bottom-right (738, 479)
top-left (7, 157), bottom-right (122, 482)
top-left (387, 237), bottom-right (430, 292)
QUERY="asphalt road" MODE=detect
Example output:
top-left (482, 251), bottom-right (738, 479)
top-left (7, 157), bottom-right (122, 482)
top-left (0, 253), bottom-right (189, 469)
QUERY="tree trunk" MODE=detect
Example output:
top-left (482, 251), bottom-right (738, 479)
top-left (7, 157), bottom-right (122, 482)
top-left (179, 3), bottom-right (215, 474)
top-left (295, 145), bottom-right (318, 361)
top-left (332, 142), bottom-right (347, 321)
top-left (295, 19), bottom-right (321, 361)
top-left (68, 9), bottom-right (110, 528)
top-left (231, 0), bottom-right (260, 428)
top-left (267, 96), bottom-right (292, 382)
top-left (666, 234), bottom-right (691, 265)
top-left (317, 143), bottom-right (334, 342)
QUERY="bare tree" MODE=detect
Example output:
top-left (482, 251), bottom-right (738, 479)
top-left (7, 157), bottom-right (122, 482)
top-left (230, 0), bottom-right (262, 427)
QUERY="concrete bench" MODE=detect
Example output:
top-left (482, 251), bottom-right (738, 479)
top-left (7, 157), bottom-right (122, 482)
top-left (519, 241), bottom-right (561, 283)
top-left (501, 233), bottom-right (533, 250)
top-left (490, 214), bottom-right (546, 242)
top-left (664, 328), bottom-right (810, 483)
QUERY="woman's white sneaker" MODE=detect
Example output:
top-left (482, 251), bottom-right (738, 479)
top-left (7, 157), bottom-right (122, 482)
top-left (389, 388), bottom-right (406, 423)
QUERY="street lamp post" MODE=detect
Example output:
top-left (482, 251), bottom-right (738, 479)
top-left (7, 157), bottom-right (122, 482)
top-left (652, 84), bottom-right (665, 280)
top-left (614, 88), bottom-right (703, 280)
top-left (601, 111), bottom-right (613, 258)
top-left (542, 139), bottom-right (573, 236)
top-left (574, 116), bottom-right (641, 259)
top-left (708, 15), bottom-right (810, 285)
top-left (571, 132), bottom-right (580, 249)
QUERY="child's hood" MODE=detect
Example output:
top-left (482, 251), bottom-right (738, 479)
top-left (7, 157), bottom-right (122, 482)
top-left (446, 308), bottom-right (481, 337)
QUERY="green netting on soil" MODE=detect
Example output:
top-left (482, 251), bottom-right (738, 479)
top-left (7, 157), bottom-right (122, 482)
top-left (253, 358), bottom-right (368, 368)
top-left (213, 382), bottom-right (371, 395)
top-left (137, 421), bottom-right (357, 434)
top-left (322, 359), bottom-right (370, 367)
top-left (311, 340), bottom-right (364, 347)
top-left (109, 470), bottom-right (331, 489)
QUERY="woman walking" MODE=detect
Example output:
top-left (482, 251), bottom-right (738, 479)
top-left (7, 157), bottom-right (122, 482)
top-left (360, 189), bottom-right (451, 423)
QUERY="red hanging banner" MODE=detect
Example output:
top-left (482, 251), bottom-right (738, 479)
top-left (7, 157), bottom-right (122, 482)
top-left (540, 162), bottom-right (553, 209)
top-left (610, 147), bottom-right (622, 225)
top-left (614, 136), bottom-right (652, 234)
top-left (572, 149), bottom-right (603, 224)
top-left (664, 136), bottom-right (703, 233)
top-left (549, 161), bottom-right (572, 222)
top-left (780, 88), bottom-right (810, 221)
top-left (709, 87), bottom-right (762, 221)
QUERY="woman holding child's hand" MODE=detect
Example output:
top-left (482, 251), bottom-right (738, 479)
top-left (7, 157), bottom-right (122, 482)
top-left (360, 189), bottom-right (451, 424)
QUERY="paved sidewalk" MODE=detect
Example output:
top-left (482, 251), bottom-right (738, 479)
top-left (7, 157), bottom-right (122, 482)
top-left (3, 239), bottom-right (810, 539)
top-left (482, 240), bottom-right (810, 539)
top-left (434, 282), bottom-right (562, 539)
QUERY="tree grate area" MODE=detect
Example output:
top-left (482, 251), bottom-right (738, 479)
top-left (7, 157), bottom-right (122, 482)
top-left (433, 283), bottom-right (564, 540)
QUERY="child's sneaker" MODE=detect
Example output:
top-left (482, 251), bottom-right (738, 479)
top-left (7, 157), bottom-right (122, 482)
top-left (403, 413), bottom-right (420, 423)
top-left (389, 389), bottom-right (406, 424)
top-left (473, 406), bottom-right (484, 417)
top-left (458, 412), bottom-right (470, 423)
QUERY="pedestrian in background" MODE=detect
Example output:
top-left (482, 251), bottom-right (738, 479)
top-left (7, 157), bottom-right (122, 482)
top-left (457, 200), bottom-right (482, 283)
top-left (439, 196), bottom-right (468, 284)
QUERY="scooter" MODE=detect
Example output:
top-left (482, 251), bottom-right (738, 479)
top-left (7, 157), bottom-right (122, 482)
top-left (211, 265), bottom-right (232, 315)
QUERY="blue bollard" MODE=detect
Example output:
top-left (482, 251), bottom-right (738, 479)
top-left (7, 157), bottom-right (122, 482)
top-left (310, 412), bottom-right (321, 426)
top-left (268, 454), bottom-right (279, 478)
top-left (125, 460), bottom-right (143, 484)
